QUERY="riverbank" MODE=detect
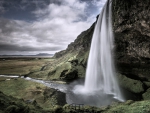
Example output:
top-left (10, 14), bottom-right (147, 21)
top-left (1, 75), bottom-right (150, 113)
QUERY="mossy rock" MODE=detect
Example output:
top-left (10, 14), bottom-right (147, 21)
top-left (142, 88), bottom-right (150, 100)
top-left (52, 105), bottom-right (63, 113)
top-left (143, 81), bottom-right (150, 88)
top-left (118, 73), bottom-right (144, 93)
top-left (26, 70), bottom-right (49, 79)
top-left (43, 88), bottom-right (66, 107)
top-left (48, 62), bottom-right (72, 80)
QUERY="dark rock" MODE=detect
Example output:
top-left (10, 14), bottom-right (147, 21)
top-left (43, 88), bottom-right (66, 106)
top-left (60, 69), bottom-right (78, 80)
top-left (143, 81), bottom-right (150, 87)
top-left (113, 0), bottom-right (150, 80)
top-left (142, 88), bottom-right (150, 100)
top-left (118, 73), bottom-right (144, 94)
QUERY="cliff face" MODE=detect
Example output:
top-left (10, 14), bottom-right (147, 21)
top-left (54, 22), bottom-right (95, 59)
top-left (46, 0), bottom-right (150, 99)
top-left (112, 0), bottom-right (150, 80)
top-left (52, 0), bottom-right (150, 81)
top-left (49, 22), bottom-right (95, 80)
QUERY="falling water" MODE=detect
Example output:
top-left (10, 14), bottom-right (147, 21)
top-left (85, 0), bottom-right (124, 101)
top-left (73, 0), bottom-right (124, 106)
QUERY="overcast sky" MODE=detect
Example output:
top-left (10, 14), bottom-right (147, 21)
top-left (0, 0), bottom-right (106, 55)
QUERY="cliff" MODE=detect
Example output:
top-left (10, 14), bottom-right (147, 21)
top-left (113, 0), bottom-right (150, 81)
top-left (51, 0), bottom-right (150, 80)
top-left (44, 0), bottom-right (150, 99)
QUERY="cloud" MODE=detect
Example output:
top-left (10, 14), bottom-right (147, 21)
top-left (0, 0), bottom-right (5, 14)
top-left (92, 0), bottom-right (107, 12)
top-left (0, 0), bottom-right (106, 55)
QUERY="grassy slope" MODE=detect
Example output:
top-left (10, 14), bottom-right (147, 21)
top-left (0, 78), bottom-right (61, 110)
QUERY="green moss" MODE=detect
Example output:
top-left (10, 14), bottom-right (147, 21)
top-left (0, 78), bottom-right (66, 111)
top-left (27, 70), bottom-right (49, 79)
top-left (118, 73), bottom-right (144, 93)
top-left (144, 82), bottom-right (150, 87)
top-left (142, 88), bottom-right (150, 100)
top-left (48, 62), bottom-right (72, 80)
top-left (0, 78), bottom-right (46, 98)
top-left (102, 100), bottom-right (150, 113)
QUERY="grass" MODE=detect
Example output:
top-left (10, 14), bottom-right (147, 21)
top-left (0, 53), bottom-right (78, 80)
top-left (0, 78), bottom-right (54, 109)
top-left (0, 78), bottom-right (46, 99)
top-left (0, 58), bottom-right (53, 75)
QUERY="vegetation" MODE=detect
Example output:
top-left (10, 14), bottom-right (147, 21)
top-left (0, 78), bottom-right (66, 111)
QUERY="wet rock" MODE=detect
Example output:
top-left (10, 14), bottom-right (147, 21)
top-left (48, 58), bottom-right (85, 80)
top-left (142, 88), bottom-right (150, 100)
top-left (113, 0), bottom-right (150, 80)
top-left (48, 62), bottom-right (72, 80)
top-left (43, 88), bottom-right (66, 106)
top-left (60, 69), bottom-right (78, 80)
top-left (143, 81), bottom-right (150, 87)
top-left (118, 73), bottom-right (144, 93)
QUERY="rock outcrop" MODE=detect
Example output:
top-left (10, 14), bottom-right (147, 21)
top-left (112, 0), bottom-right (150, 81)
top-left (47, 23), bottom-right (95, 80)
top-left (118, 73), bottom-right (144, 94)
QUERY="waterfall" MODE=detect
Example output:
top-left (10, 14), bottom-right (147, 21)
top-left (73, 0), bottom-right (124, 105)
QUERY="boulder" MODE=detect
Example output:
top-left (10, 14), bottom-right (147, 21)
top-left (60, 68), bottom-right (78, 80)
top-left (48, 57), bottom-right (85, 80)
top-left (48, 62), bottom-right (72, 80)
top-left (118, 73), bottom-right (144, 93)
top-left (143, 81), bottom-right (150, 87)
top-left (43, 88), bottom-right (66, 106)
top-left (142, 88), bottom-right (150, 100)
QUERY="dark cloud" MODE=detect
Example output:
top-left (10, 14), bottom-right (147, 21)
top-left (0, 0), bottom-right (106, 55)
top-left (0, 43), bottom-right (61, 51)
